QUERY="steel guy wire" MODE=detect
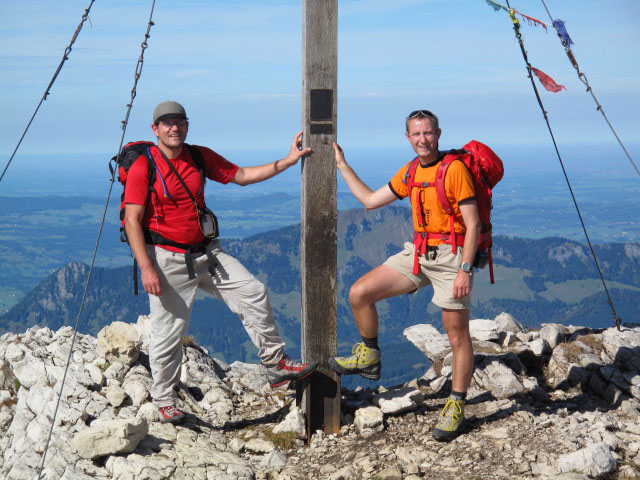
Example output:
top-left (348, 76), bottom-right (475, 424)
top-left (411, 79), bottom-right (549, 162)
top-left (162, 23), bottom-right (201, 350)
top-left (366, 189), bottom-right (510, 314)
top-left (540, 0), bottom-right (639, 177)
top-left (504, 0), bottom-right (622, 330)
top-left (0, 0), bottom-right (96, 183)
top-left (36, 1), bottom-right (157, 477)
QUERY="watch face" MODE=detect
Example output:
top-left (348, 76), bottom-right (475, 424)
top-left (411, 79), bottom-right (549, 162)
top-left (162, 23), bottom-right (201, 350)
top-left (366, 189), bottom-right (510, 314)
top-left (461, 262), bottom-right (472, 272)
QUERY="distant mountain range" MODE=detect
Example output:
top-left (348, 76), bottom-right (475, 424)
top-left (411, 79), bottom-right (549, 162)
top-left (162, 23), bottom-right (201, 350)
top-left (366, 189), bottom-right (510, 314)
top-left (2, 206), bottom-right (639, 387)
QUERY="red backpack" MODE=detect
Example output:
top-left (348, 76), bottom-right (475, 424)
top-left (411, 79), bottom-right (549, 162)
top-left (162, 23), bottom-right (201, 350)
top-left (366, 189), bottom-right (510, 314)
top-left (403, 140), bottom-right (504, 283)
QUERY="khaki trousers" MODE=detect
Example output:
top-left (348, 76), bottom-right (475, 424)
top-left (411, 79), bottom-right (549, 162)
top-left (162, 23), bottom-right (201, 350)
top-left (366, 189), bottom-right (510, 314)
top-left (147, 241), bottom-right (285, 407)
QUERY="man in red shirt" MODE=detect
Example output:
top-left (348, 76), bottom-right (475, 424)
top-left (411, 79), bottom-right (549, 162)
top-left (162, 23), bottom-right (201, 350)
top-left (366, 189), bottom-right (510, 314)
top-left (125, 101), bottom-right (317, 424)
top-left (328, 110), bottom-right (481, 441)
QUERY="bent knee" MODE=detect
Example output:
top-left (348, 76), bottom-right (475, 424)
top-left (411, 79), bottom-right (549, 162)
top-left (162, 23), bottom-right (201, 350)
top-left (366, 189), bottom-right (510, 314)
top-left (349, 281), bottom-right (374, 307)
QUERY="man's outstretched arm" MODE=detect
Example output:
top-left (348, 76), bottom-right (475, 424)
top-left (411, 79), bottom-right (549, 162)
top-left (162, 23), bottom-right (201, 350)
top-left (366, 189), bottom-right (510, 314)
top-left (333, 143), bottom-right (397, 210)
top-left (231, 131), bottom-right (312, 186)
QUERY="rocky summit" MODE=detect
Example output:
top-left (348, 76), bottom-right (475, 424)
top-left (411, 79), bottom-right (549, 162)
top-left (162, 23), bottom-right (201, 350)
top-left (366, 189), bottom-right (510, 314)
top-left (2, 314), bottom-right (640, 479)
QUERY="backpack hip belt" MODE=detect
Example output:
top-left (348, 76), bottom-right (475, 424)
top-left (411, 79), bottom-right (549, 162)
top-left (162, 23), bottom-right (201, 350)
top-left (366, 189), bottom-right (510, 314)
top-left (411, 231), bottom-right (466, 275)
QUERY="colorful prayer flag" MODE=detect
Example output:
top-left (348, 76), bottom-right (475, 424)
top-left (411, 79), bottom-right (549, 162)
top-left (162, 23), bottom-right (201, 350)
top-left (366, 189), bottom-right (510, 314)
top-left (552, 20), bottom-right (574, 48)
top-left (531, 67), bottom-right (566, 92)
top-left (512, 9), bottom-right (548, 30)
top-left (485, 0), bottom-right (507, 12)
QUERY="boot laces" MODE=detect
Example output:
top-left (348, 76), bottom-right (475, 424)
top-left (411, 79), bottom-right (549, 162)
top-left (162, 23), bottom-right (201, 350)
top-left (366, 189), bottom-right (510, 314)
top-left (441, 398), bottom-right (462, 420)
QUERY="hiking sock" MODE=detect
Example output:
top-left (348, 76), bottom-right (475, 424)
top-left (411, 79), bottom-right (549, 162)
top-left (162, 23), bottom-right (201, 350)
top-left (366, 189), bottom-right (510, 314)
top-left (450, 390), bottom-right (467, 401)
top-left (361, 336), bottom-right (379, 350)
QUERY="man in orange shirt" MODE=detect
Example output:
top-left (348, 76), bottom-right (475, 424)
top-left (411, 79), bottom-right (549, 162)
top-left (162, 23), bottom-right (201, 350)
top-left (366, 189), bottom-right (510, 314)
top-left (328, 110), bottom-right (481, 441)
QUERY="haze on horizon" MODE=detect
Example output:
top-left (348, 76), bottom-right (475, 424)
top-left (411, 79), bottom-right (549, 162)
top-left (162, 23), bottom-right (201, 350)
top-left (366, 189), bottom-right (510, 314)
top-left (1, 0), bottom-right (638, 168)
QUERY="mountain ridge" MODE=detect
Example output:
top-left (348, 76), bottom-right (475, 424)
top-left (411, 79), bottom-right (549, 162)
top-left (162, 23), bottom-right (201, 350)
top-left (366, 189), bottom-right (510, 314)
top-left (2, 206), bottom-right (639, 386)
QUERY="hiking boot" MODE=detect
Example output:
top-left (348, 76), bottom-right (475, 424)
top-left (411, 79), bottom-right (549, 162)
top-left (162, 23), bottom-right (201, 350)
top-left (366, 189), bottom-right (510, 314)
top-left (432, 397), bottom-right (466, 441)
top-left (327, 342), bottom-right (381, 380)
top-left (265, 354), bottom-right (318, 388)
top-left (159, 405), bottom-right (185, 424)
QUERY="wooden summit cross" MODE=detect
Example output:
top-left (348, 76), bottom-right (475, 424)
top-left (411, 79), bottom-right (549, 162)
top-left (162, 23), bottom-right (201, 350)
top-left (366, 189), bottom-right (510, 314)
top-left (299, 0), bottom-right (341, 437)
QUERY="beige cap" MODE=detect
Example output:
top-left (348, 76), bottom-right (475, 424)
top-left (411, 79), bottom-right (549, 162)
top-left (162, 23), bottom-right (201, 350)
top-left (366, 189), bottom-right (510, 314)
top-left (153, 100), bottom-right (187, 124)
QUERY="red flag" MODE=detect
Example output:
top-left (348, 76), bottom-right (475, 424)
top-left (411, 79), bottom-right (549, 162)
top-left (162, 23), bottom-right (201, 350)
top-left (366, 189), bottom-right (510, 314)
top-left (531, 67), bottom-right (566, 92)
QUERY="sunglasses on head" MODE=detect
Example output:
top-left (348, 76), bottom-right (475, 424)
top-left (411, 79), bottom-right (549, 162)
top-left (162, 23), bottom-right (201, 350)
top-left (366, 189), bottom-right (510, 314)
top-left (407, 110), bottom-right (437, 120)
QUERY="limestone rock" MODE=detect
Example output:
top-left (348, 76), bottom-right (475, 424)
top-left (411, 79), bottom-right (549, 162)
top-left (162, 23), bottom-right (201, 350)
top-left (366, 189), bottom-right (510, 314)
top-left (556, 443), bottom-right (617, 477)
top-left (529, 338), bottom-right (551, 356)
top-left (495, 312), bottom-right (528, 333)
top-left (473, 358), bottom-right (525, 399)
top-left (375, 466), bottom-right (402, 479)
top-left (372, 387), bottom-right (423, 415)
top-left (105, 384), bottom-right (127, 407)
top-left (73, 417), bottom-right (148, 459)
top-left (97, 321), bottom-right (141, 366)
top-left (403, 324), bottom-right (449, 363)
top-left (260, 448), bottom-right (288, 467)
top-left (245, 437), bottom-right (275, 454)
top-left (354, 406), bottom-right (384, 436)
top-left (469, 319), bottom-right (500, 342)
top-left (273, 406), bottom-right (306, 438)
top-left (539, 323), bottom-right (567, 349)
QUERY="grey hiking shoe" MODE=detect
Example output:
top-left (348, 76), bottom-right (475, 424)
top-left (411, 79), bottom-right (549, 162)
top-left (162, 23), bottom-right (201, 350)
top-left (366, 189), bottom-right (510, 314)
top-left (432, 397), bottom-right (466, 441)
top-left (265, 354), bottom-right (317, 388)
top-left (328, 342), bottom-right (381, 380)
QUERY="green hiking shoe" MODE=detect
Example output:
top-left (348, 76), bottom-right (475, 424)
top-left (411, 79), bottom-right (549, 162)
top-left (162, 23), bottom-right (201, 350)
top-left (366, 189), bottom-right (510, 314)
top-left (432, 397), bottom-right (466, 442)
top-left (328, 342), bottom-right (381, 380)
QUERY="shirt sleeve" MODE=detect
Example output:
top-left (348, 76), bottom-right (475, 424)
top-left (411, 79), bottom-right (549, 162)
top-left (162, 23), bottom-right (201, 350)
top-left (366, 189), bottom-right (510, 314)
top-left (123, 155), bottom-right (150, 206)
top-left (388, 161), bottom-right (413, 199)
top-left (198, 146), bottom-right (239, 184)
top-left (446, 160), bottom-right (475, 207)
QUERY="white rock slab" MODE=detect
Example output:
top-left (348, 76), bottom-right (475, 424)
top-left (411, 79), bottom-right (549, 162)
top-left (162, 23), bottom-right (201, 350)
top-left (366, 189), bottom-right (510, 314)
top-left (495, 312), bottom-right (528, 333)
top-left (73, 417), bottom-right (148, 459)
top-left (403, 324), bottom-right (450, 362)
top-left (354, 406), bottom-right (384, 436)
top-left (556, 443), bottom-right (617, 477)
top-left (473, 358), bottom-right (525, 399)
top-left (469, 319), bottom-right (500, 342)
top-left (372, 387), bottom-right (424, 415)
top-left (273, 406), bottom-right (306, 438)
top-left (260, 448), bottom-right (288, 467)
top-left (97, 321), bottom-right (141, 367)
top-left (244, 438), bottom-right (275, 454)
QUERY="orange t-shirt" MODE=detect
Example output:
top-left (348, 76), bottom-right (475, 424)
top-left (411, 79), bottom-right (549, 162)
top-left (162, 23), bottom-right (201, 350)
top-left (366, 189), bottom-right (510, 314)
top-left (389, 158), bottom-right (475, 245)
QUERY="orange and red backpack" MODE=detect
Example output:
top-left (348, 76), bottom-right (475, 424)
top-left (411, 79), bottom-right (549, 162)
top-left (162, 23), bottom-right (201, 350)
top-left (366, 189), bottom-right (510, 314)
top-left (402, 140), bottom-right (504, 283)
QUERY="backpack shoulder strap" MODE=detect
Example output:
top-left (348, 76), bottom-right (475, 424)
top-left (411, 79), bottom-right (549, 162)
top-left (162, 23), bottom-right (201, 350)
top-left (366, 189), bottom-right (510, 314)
top-left (185, 143), bottom-right (207, 196)
top-left (402, 156), bottom-right (421, 200)
top-left (185, 143), bottom-right (205, 172)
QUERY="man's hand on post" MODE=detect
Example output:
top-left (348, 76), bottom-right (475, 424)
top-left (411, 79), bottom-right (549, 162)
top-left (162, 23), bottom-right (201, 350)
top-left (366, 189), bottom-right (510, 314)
top-left (284, 131), bottom-right (312, 167)
top-left (332, 142), bottom-right (347, 170)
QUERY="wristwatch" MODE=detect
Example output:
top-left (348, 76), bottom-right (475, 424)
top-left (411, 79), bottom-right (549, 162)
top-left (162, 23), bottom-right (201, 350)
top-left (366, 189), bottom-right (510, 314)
top-left (460, 262), bottom-right (472, 273)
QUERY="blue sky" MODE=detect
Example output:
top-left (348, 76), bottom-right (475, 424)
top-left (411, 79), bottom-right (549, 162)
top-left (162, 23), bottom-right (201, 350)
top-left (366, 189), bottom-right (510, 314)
top-left (1, 0), bottom-right (639, 162)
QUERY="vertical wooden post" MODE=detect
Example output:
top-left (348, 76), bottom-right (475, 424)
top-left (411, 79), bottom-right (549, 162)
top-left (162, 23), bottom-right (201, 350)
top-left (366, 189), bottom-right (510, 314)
top-left (300, 0), bottom-right (341, 436)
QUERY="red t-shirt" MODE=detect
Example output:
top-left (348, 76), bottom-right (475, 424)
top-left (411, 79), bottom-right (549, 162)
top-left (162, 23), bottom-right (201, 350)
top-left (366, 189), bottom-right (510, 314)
top-left (124, 144), bottom-right (238, 252)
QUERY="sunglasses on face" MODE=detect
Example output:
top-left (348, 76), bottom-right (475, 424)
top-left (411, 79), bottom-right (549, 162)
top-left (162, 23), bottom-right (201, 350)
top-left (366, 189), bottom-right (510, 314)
top-left (159, 119), bottom-right (187, 129)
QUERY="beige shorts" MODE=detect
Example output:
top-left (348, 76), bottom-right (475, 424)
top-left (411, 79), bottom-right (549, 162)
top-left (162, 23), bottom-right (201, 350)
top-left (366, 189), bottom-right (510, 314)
top-left (384, 242), bottom-right (472, 310)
